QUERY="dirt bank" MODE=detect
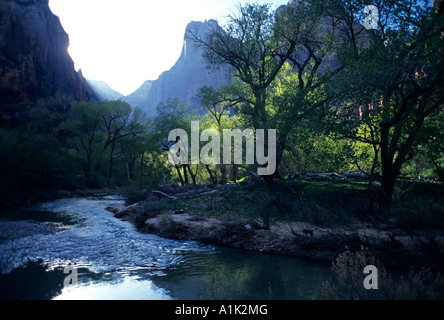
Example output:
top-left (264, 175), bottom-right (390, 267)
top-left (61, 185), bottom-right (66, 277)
top-left (106, 203), bottom-right (444, 271)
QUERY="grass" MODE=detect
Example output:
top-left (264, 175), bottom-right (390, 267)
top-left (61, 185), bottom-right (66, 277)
top-left (134, 178), bottom-right (444, 232)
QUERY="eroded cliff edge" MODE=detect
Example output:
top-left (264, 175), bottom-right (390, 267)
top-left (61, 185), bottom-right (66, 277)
top-left (0, 0), bottom-right (96, 106)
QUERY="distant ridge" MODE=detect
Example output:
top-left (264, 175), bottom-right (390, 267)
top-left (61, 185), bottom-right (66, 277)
top-left (86, 80), bottom-right (123, 102)
top-left (121, 80), bottom-right (154, 111)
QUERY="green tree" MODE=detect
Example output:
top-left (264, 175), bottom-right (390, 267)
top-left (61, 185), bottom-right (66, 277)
top-left (102, 101), bottom-right (146, 181)
top-left (195, 85), bottom-right (242, 184)
top-left (154, 98), bottom-right (199, 186)
top-left (60, 101), bottom-right (107, 187)
top-left (324, 0), bottom-right (444, 209)
top-left (192, 2), bottom-right (342, 182)
top-left (421, 109), bottom-right (444, 188)
top-left (190, 4), bottom-right (294, 182)
top-left (136, 119), bottom-right (171, 189)
top-left (0, 95), bottom-right (76, 205)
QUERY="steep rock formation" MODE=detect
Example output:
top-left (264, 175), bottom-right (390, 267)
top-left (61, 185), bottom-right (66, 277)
top-left (87, 79), bottom-right (123, 102)
top-left (141, 20), bottom-right (232, 117)
top-left (0, 0), bottom-right (96, 106)
top-left (121, 80), bottom-right (154, 111)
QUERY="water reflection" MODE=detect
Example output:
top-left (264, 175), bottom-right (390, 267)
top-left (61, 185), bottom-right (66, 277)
top-left (55, 277), bottom-right (171, 300)
top-left (153, 249), bottom-right (332, 300)
top-left (0, 250), bottom-right (332, 300)
top-left (0, 262), bottom-right (65, 300)
top-left (0, 198), bottom-right (333, 300)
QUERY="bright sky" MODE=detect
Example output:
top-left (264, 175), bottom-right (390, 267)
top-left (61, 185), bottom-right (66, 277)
top-left (49, 0), bottom-right (289, 96)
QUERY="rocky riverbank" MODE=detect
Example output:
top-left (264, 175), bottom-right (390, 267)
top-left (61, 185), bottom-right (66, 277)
top-left (106, 202), bottom-right (444, 271)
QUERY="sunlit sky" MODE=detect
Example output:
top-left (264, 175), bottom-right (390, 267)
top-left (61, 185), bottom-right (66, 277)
top-left (49, 0), bottom-right (289, 96)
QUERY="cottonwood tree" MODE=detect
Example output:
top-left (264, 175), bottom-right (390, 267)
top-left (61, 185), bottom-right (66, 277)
top-left (420, 109), bottom-right (444, 189)
top-left (324, 0), bottom-right (444, 210)
top-left (102, 101), bottom-right (145, 180)
top-left (61, 101), bottom-right (148, 187)
top-left (154, 98), bottom-right (200, 186)
top-left (195, 84), bottom-right (244, 184)
top-left (191, 2), bottom-right (341, 182)
top-left (61, 101), bottom-right (107, 187)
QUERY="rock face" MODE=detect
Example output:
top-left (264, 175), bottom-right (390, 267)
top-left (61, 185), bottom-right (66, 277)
top-left (138, 20), bottom-right (232, 117)
top-left (86, 79), bottom-right (123, 102)
top-left (121, 80), bottom-right (154, 111)
top-left (0, 0), bottom-right (96, 106)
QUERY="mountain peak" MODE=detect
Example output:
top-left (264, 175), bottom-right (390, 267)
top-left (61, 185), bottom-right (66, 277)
top-left (185, 19), bottom-right (218, 36)
top-left (123, 20), bottom-right (231, 117)
top-left (182, 20), bottom-right (218, 60)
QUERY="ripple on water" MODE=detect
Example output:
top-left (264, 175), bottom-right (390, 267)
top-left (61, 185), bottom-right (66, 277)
top-left (0, 198), bottom-right (213, 275)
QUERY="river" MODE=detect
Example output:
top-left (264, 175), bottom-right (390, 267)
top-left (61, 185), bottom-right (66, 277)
top-left (0, 197), bottom-right (333, 300)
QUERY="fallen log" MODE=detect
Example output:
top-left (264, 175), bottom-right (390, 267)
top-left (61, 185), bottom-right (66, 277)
top-left (181, 189), bottom-right (219, 199)
top-left (152, 190), bottom-right (179, 200)
top-left (152, 189), bottom-right (221, 201)
top-left (249, 171), bottom-right (264, 183)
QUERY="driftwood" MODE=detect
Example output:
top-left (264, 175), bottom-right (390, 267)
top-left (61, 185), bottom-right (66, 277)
top-left (303, 172), bottom-right (371, 181)
top-left (152, 190), bottom-right (178, 200)
top-left (307, 172), bottom-right (343, 180)
top-left (152, 189), bottom-right (220, 201)
top-left (248, 171), bottom-right (264, 183)
top-left (181, 189), bottom-right (219, 199)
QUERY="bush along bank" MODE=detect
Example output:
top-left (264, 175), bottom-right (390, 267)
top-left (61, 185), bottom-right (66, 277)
top-left (107, 181), bottom-right (444, 272)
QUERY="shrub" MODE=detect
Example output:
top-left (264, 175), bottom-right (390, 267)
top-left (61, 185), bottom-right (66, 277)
top-left (121, 186), bottom-right (149, 205)
top-left (323, 247), bottom-right (444, 300)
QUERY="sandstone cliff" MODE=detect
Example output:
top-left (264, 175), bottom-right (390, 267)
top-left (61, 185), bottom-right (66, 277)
top-left (87, 79), bottom-right (123, 102)
top-left (0, 0), bottom-right (96, 106)
top-left (136, 20), bottom-right (232, 117)
top-left (121, 80), bottom-right (154, 111)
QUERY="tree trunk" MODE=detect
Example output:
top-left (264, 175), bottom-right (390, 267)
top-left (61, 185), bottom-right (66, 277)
top-left (83, 151), bottom-right (94, 187)
top-left (183, 165), bottom-right (189, 185)
top-left (82, 164), bottom-right (90, 187)
top-left (108, 142), bottom-right (116, 180)
top-left (262, 139), bottom-right (284, 184)
top-left (140, 152), bottom-right (145, 168)
top-left (129, 157), bottom-right (137, 181)
top-left (220, 165), bottom-right (227, 185)
top-left (230, 164), bottom-right (238, 184)
top-left (175, 165), bottom-right (185, 186)
top-left (124, 157), bottom-right (131, 182)
top-left (377, 171), bottom-right (396, 210)
top-left (205, 165), bottom-right (217, 185)
top-left (377, 123), bottom-right (399, 210)
top-left (186, 164), bottom-right (197, 185)
top-left (366, 144), bottom-right (380, 215)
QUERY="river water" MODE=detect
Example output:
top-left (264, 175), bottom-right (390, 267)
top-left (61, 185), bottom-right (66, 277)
top-left (0, 197), bottom-right (333, 300)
